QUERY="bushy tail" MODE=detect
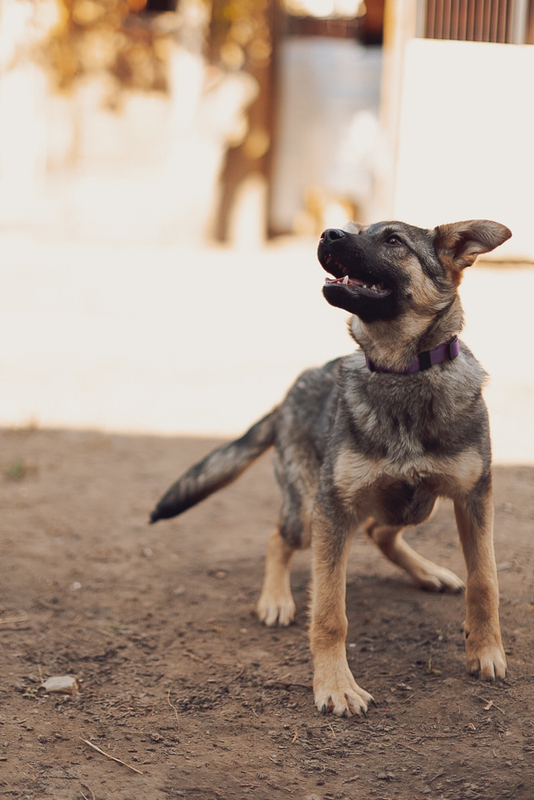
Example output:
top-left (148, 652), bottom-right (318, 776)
top-left (149, 409), bottom-right (278, 523)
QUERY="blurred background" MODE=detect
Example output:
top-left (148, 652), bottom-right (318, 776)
top-left (0, 0), bottom-right (533, 458)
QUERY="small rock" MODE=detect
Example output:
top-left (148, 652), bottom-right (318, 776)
top-left (39, 676), bottom-right (79, 696)
top-left (377, 771), bottom-right (395, 781)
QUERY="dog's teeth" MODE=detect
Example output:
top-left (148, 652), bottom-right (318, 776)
top-left (342, 275), bottom-right (349, 285)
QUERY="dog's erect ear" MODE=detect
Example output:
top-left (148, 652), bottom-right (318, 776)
top-left (434, 220), bottom-right (511, 271)
top-left (343, 221), bottom-right (364, 234)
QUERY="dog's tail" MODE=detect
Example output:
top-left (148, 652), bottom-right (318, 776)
top-left (149, 408), bottom-right (278, 524)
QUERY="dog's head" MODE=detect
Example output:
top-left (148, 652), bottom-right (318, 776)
top-left (318, 219), bottom-right (511, 324)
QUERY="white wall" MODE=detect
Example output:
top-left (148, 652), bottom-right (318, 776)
top-left (392, 38), bottom-right (534, 260)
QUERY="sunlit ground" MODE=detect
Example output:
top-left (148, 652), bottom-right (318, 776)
top-left (0, 229), bottom-right (532, 463)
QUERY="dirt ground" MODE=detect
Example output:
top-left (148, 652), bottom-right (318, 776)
top-left (1, 424), bottom-right (534, 800)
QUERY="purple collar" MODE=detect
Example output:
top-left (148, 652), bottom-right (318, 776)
top-left (365, 336), bottom-right (460, 375)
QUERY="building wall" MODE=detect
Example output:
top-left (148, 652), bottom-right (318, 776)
top-left (377, 0), bottom-right (534, 259)
top-left (270, 38), bottom-right (383, 233)
top-left (392, 38), bottom-right (534, 259)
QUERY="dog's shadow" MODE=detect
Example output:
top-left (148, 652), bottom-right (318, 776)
top-left (342, 570), bottom-right (466, 681)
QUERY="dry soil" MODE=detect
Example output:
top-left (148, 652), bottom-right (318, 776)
top-left (1, 425), bottom-right (534, 799)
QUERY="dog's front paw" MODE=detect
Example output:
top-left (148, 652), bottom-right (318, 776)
top-left (465, 630), bottom-right (507, 681)
top-left (256, 591), bottom-right (295, 627)
top-left (313, 663), bottom-right (375, 718)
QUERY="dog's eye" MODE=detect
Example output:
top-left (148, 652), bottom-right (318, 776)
top-left (386, 235), bottom-right (403, 246)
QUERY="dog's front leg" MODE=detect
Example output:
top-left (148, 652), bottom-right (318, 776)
top-left (454, 483), bottom-right (507, 681)
top-left (309, 506), bottom-right (374, 717)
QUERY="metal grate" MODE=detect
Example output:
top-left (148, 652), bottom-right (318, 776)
top-left (419, 0), bottom-right (531, 43)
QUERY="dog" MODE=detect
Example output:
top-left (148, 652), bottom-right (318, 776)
top-left (150, 219), bottom-right (511, 717)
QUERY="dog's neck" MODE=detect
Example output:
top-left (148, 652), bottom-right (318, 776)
top-left (350, 297), bottom-right (465, 374)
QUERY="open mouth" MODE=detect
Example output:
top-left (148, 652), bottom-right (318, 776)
top-left (321, 254), bottom-right (392, 298)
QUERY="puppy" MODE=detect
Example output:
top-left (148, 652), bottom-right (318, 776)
top-left (151, 219), bottom-right (511, 717)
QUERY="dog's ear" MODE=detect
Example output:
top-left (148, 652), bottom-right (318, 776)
top-left (343, 221), bottom-right (364, 234)
top-left (434, 220), bottom-right (511, 272)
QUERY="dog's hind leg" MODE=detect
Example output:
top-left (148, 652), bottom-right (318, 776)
top-left (257, 528), bottom-right (297, 627)
top-left (364, 519), bottom-right (464, 592)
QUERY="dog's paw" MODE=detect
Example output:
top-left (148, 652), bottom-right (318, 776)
top-left (415, 564), bottom-right (465, 593)
top-left (466, 637), bottom-right (507, 681)
top-left (256, 592), bottom-right (295, 627)
top-left (313, 665), bottom-right (375, 718)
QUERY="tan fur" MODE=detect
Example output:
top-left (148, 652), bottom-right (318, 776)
top-left (333, 446), bottom-right (484, 504)
top-left (309, 513), bottom-right (375, 716)
top-left (256, 529), bottom-right (296, 627)
top-left (454, 492), bottom-right (506, 679)
top-left (364, 520), bottom-right (465, 592)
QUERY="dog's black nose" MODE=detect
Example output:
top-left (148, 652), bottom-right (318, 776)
top-left (321, 228), bottom-right (345, 243)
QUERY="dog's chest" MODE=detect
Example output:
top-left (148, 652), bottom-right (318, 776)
top-left (332, 444), bottom-right (483, 524)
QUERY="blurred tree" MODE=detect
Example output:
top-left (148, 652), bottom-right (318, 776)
top-left (37, 0), bottom-right (382, 237)
top-left (41, 0), bottom-right (277, 99)
top-left (40, 0), bottom-right (202, 97)
top-left (208, 0), bottom-right (276, 240)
